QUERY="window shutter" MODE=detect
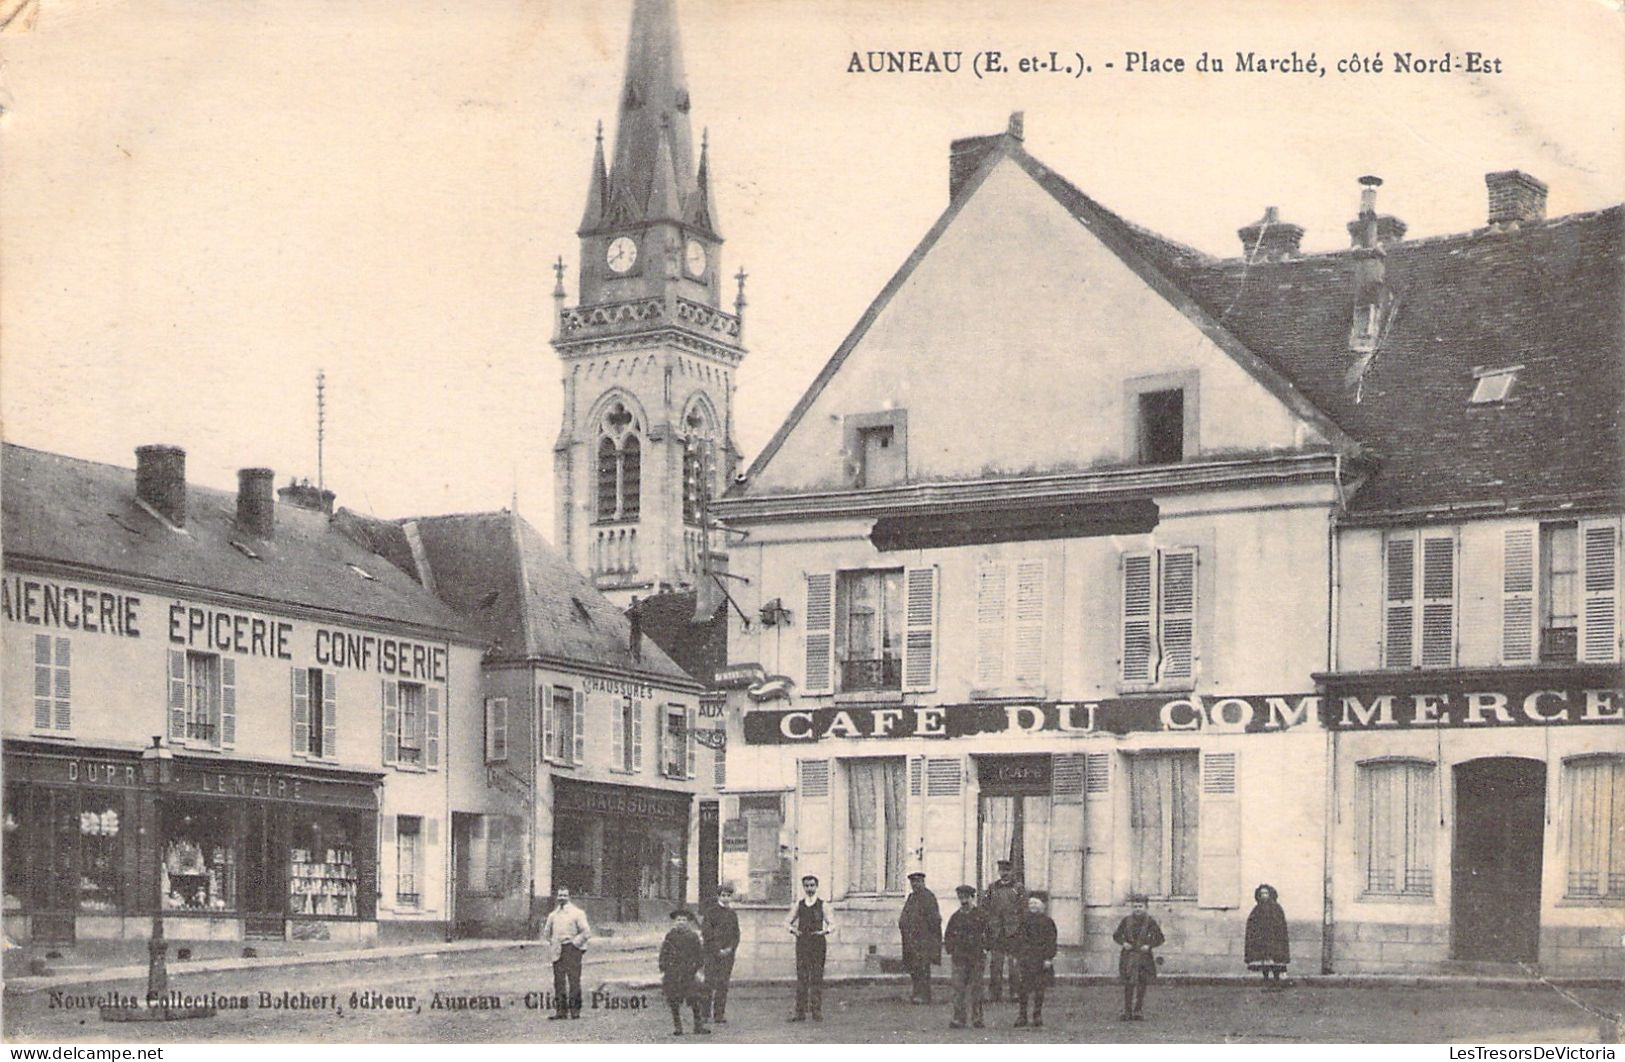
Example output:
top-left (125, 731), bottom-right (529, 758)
top-left (976, 562), bottom-right (1008, 687)
top-left (1050, 754), bottom-right (1088, 940)
top-left (796, 759), bottom-right (832, 889)
top-left (1052, 754), bottom-right (1086, 804)
top-left (632, 700), bottom-right (644, 771)
top-left (611, 699), bottom-right (625, 771)
top-left (542, 687), bottom-right (554, 762)
top-left (322, 672), bottom-right (337, 760)
top-left (1012, 559), bottom-right (1046, 687)
top-left (1197, 751), bottom-right (1241, 909)
top-left (292, 668), bottom-right (311, 755)
top-left (685, 704), bottom-right (697, 780)
top-left (922, 756), bottom-right (964, 892)
top-left (1420, 534), bottom-right (1456, 668)
top-left (1121, 553), bottom-right (1154, 683)
top-left (1083, 752), bottom-right (1114, 906)
top-left (219, 657), bottom-right (236, 747)
top-left (485, 816), bottom-right (503, 893)
top-left (50, 637), bottom-right (69, 731)
top-left (168, 650), bottom-right (187, 741)
top-left (1580, 518), bottom-right (1619, 663)
top-left (1383, 535), bottom-right (1417, 668)
top-left (425, 687), bottom-right (441, 768)
top-left (909, 756), bottom-right (924, 797)
top-left (382, 680), bottom-right (399, 765)
top-left (1159, 549), bottom-right (1197, 683)
top-left (381, 814), bottom-right (397, 843)
top-left (487, 697), bottom-right (509, 763)
top-left (33, 636), bottom-right (52, 731)
top-left (803, 572), bottom-right (834, 693)
top-left (656, 705), bottom-right (668, 776)
top-left (1502, 526), bottom-right (1537, 664)
top-left (572, 691), bottom-right (585, 765)
top-left (423, 817), bottom-right (439, 911)
top-left (902, 565), bottom-right (939, 692)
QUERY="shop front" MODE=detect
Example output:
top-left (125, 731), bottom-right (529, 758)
top-left (2, 742), bottom-right (380, 944)
top-left (551, 777), bottom-right (690, 923)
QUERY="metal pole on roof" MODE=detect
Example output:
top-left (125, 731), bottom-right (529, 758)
top-left (317, 369), bottom-right (327, 489)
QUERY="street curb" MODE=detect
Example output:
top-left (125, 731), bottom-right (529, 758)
top-left (5, 937), bottom-right (658, 996)
top-left (594, 972), bottom-right (1623, 994)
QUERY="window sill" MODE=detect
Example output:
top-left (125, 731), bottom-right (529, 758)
top-left (833, 691), bottom-right (906, 706)
top-left (1357, 892), bottom-right (1436, 905)
top-left (1116, 684), bottom-right (1195, 697)
top-left (1555, 896), bottom-right (1625, 908)
top-left (968, 688), bottom-right (1046, 702)
top-left (27, 731), bottom-right (74, 741)
top-left (547, 761), bottom-right (579, 771)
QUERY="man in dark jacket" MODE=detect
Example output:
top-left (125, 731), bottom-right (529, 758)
top-left (942, 884), bottom-right (989, 1030)
top-left (982, 859), bottom-right (1026, 1001)
top-left (898, 870), bottom-right (942, 1003)
top-left (1012, 892), bottom-right (1058, 1028)
top-left (1113, 893), bottom-right (1165, 1021)
top-left (701, 883), bottom-right (741, 1022)
top-left (659, 909), bottom-right (710, 1036)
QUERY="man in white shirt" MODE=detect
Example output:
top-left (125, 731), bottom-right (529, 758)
top-left (541, 885), bottom-right (592, 1019)
top-left (785, 874), bottom-right (835, 1021)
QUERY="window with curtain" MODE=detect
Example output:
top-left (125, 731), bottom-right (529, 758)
top-left (979, 795), bottom-right (1051, 890)
top-left (1358, 760), bottom-right (1436, 896)
top-left (835, 568), bottom-right (904, 692)
top-left (1128, 752), bottom-right (1198, 899)
top-left (1565, 756), bottom-right (1624, 899)
top-left (847, 758), bottom-right (907, 894)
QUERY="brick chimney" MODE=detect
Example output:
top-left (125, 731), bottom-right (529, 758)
top-left (235, 468), bottom-right (276, 538)
top-left (277, 478), bottom-right (336, 515)
top-left (135, 445), bottom-right (187, 527)
top-left (1347, 176), bottom-right (1396, 355)
top-left (1485, 170), bottom-right (1547, 229)
top-left (1346, 175), bottom-right (1407, 248)
top-left (949, 111), bottom-right (1024, 202)
top-left (1237, 206), bottom-right (1304, 261)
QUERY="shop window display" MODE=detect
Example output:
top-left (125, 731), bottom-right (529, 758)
top-left (78, 802), bottom-right (122, 913)
top-left (290, 815), bottom-right (359, 917)
top-left (3, 784), bottom-right (26, 911)
top-left (163, 801), bottom-right (237, 912)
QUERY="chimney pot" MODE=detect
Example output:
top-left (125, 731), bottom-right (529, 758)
top-left (236, 468), bottom-right (276, 539)
top-left (1347, 175), bottom-right (1406, 248)
top-left (134, 445), bottom-right (187, 527)
top-left (1485, 169), bottom-right (1547, 229)
top-left (1237, 206), bottom-right (1305, 261)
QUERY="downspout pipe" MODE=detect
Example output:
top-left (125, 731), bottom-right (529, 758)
top-left (1321, 456), bottom-right (1344, 974)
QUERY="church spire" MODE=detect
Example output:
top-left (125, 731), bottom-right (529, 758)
top-left (685, 127), bottom-right (720, 237)
top-left (605, 0), bottom-right (698, 228)
top-left (578, 121), bottom-right (607, 232)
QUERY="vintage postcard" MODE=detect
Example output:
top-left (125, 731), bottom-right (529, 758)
top-left (1, 0), bottom-right (1621, 1049)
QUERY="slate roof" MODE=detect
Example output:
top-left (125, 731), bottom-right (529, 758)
top-left (737, 131), bottom-right (1624, 521)
top-left (384, 510), bottom-right (695, 685)
top-left (1, 443), bottom-right (471, 639)
top-left (634, 589), bottom-right (728, 686)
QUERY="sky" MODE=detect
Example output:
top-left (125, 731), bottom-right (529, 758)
top-left (2, 0), bottom-right (1621, 533)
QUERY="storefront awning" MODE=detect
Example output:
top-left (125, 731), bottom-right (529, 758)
top-left (870, 497), bottom-right (1158, 551)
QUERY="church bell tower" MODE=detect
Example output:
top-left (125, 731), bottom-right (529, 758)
top-left (553, 0), bottom-right (745, 606)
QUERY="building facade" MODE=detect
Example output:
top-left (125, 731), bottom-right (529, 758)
top-left (551, 0), bottom-right (743, 606)
top-left (2, 444), bottom-right (484, 945)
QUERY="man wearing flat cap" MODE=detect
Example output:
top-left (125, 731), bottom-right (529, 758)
top-left (942, 884), bottom-right (990, 1029)
top-left (982, 858), bottom-right (1026, 1002)
top-left (785, 873), bottom-right (834, 1021)
top-left (898, 870), bottom-right (942, 1003)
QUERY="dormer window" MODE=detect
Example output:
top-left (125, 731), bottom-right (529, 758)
top-left (1470, 366), bottom-right (1520, 404)
top-left (595, 400), bottom-right (643, 523)
top-left (1125, 372), bottom-right (1198, 467)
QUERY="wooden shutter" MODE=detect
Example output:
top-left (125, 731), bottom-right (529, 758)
top-left (322, 672), bottom-right (337, 760)
top-left (487, 697), bottom-right (508, 763)
top-left (1581, 518), bottom-right (1619, 663)
top-left (1050, 754), bottom-right (1087, 942)
top-left (1082, 752), bottom-right (1114, 905)
top-left (379, 813), bottom-right (397, 905)
top-left (292, 668), bottom-right (311, 755)
top-left (219, 657), bottom-right (236, 747)
top-left (1121, 553), bottom-right (1154, 683)
top-left (1420, 534), bottom-right (1456, 668)
top-left (803, 573), bottom-right (834, 694)
top-left (1197, 750), bottom-right (1241, 909)
top-left (50, 637), bottom-right (69, 731)
top-left (33, 636), bottom-right (52, 731)
top-left (1502, 525), bottom-right (1537, 664)
top-left (424, 817), bottom-right (440, 911)
top-left (902, 565), bottom-right (939, 692)
top-left (632, 699), bottom-right (644, 771)
top-left (572, 691), bottom-right (585, 765)
top-left (611, 698), bottom-right (625, 771)
top-left (1159, 549), bottom-right (1197, 683)
top-left (426, 687), bottom-right (441, 768)
top-left (168, 650), bottom-right (187, 741)
top-left (656, 705), bottom-right (668, 776)
top-left (382, 680), bottom-right (399, 765)
top-left (975, 562), bottom-right (1008, 687)
top-left (1013, 559), bottom-right (1046, 687)
top-left (1383, 534), bottom-right (1416, 668)
top-left (796, 759), bottom-right (832, 889)
top-left (922, 756), bottom-right (965, 890)
top-left (542, 686), bottom-right (555, 762)
top-left (686, 704), bottom-right (698, 779)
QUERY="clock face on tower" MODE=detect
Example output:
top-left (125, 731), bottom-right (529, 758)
top-left (684, 239), bottom-right (707, 278)
top-left (606, 236), bottom-right (638, 274)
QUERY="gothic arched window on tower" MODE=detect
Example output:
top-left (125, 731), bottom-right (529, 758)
top-left (595, 401), bottom-right (643, 524)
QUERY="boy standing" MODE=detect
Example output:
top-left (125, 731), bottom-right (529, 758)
top-left (702, 883), bottom-right (741, 1022)
top-left (658, 909), bottom-right (710, 1036)
top-left (786, 874), bottom-right (834, 1021)
top-left (1112, 893), bottom-right (1165, 1021)
top-left (942, 884), bottom-right (989, 1030)
top-left (1013, 892), bottom-right (1058, 1028)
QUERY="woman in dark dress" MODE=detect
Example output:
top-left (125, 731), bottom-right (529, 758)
top-left (1244, 883), bottom-right (1290, 989)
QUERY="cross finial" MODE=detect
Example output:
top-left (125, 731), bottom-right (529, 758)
top-left (552, 256), bottom-right (567, 298)
top-left (733, 266), bottom-right (748, 316)
top-left (702, 127), bottom-right (709, 151)
top-left (595, 119), bottom-right (604, 146)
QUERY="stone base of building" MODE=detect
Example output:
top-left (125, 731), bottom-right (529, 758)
top-left (377, 919), bottom-right (449, 945)
top-left (1331, 921), bottom-right (1624, 977)
top-left (2, 913), bottom-right (378, 945)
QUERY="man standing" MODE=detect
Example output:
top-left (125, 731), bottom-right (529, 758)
top-left (982, 859), bottom-right (1026, 1002)
top-left (701, 883), bottom-right (741, 1024)
top-left (785, 873), bottom-right (834, 1022)
top-left (659, 909), bottom-right (711, 1036)
top-left (898, 870), bottom-right (942, 1004)
top-left (1113, 893), bottom-right (1165, 1021)
top-left (1012, 892), bottom-right (1058, 1029)
top-left (540, 885), bottom-right (591, 1020)
top-left (942, 884), bottom-right (989, 1030)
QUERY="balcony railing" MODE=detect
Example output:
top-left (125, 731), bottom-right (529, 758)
top-left (397, 744), bottom-right (422, 766)
top-left (186, 720), bottom-right (218, 744)
top-left (1540, 626), bottom-right (1577, 664)
top-left (594, 524), bottom-right (640, 579)
top-left (841, 657), bottom-right (902, 693)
